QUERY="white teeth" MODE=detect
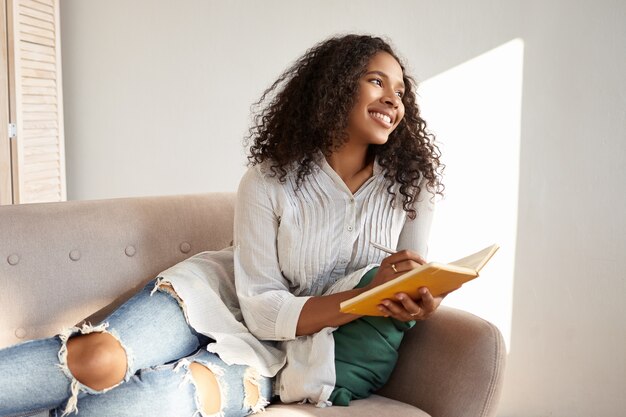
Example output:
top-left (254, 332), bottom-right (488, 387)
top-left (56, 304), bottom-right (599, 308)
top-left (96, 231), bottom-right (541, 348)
top-left (369, 112), bottom-right (391, 124)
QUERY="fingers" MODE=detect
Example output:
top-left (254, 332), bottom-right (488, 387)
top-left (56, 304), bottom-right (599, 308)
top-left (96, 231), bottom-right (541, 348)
top-left (386, 259), bottom-right (422, 274)
top-left (377, 288), bottom-right (440, 321)
top-left (378, 294), bottom-right (418, 321)
top-left (382, 250), bottom-right (426, 266)
top-left (381, 250), bottom-right (426, 276)
top-left (368, 251), bottom-right (428, 292)
top-left (418, 288), bottom-right (436, 311)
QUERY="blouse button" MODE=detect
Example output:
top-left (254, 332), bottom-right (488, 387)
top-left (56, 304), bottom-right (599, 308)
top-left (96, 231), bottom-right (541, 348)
top-left (347, 225), bottom-right (353, 231)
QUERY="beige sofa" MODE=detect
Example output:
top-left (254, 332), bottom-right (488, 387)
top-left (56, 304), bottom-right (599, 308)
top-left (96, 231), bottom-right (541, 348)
top-left (0, 193), bottom-right (506, 417)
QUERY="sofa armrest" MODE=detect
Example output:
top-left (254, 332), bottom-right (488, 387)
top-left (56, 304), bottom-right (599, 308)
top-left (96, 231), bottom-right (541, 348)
top-left (377, 306), bottom-right (506, 417)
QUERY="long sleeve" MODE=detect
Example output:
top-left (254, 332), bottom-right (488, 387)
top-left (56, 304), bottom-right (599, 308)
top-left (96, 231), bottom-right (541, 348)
top-left (396, 179), bottom-right (435, 258)
top-left (234, 167), bottom-right (311, 341)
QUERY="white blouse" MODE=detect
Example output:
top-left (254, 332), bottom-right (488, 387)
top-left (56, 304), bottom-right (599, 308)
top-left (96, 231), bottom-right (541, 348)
top-left (158, 155), bottom-right (434, 406)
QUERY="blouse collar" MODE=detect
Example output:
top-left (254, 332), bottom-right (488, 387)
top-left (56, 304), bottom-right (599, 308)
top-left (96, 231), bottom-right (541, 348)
top-left (314, 151), bottom-right (383, 197)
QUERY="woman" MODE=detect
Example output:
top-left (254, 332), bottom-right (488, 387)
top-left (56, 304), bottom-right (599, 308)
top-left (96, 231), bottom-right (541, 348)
top-left (0, 34), bottom-right (443, 417)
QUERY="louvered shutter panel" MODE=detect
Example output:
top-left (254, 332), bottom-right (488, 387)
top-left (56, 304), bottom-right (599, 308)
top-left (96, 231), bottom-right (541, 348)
top-left (8, 0), bottom-right (65, 203)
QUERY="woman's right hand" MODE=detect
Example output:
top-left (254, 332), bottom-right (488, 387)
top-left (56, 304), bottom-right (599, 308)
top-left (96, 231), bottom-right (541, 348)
top-left (364, 250), bottom-right (426, 291)
top-left (363, 251), bottom-right (445, 322)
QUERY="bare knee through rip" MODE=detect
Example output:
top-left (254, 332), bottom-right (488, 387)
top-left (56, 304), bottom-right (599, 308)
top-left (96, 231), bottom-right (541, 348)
top-left (189, 362), bottom-right (222, 415)
top-left (66, 332), bottom-right (128, 390)
top-left (243, 377), bottom-right (260, 410)
top-left (189, 363), bottom-right (263, 415)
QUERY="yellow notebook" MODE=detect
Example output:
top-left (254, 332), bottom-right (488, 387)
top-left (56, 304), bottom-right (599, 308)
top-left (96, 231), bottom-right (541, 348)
top-left (339, 244), bottom-right (500, 316)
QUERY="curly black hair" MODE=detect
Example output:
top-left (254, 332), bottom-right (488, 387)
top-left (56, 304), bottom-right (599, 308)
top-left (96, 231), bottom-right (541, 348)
top-left (246, 34), bottom-right (443, 219)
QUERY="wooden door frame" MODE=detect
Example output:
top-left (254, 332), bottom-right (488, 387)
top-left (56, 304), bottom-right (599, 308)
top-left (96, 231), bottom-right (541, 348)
top-left (0, 0), bottom-right (12, 205)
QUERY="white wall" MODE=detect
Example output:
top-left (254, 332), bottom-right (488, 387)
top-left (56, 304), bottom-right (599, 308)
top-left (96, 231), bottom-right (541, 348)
top-left (500, 2), bottom-right (626, 415)
top-left (60, 1), bottom-right (626, 416)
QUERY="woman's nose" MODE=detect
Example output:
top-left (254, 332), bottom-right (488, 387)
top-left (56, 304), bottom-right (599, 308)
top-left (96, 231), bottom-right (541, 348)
top-left (381, 93), bottom-right (401, 108)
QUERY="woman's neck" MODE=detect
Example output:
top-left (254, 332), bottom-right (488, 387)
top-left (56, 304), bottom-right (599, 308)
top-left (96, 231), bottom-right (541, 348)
top-left (325, 145), bottom-right (374, 194)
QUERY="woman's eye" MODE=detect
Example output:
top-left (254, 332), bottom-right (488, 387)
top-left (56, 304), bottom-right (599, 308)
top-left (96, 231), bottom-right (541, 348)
top-left (395, 91), bottom-right (404, 98)
top-left (370, 78), bottom-right (383, 87)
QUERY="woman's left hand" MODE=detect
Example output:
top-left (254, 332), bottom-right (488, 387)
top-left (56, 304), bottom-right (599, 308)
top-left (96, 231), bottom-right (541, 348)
top-left (377, 287), bottom-right (444, 321)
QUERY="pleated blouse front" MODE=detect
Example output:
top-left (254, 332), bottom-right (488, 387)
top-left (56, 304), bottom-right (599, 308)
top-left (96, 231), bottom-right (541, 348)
top-left (235, 156), bottom-right (434, 340)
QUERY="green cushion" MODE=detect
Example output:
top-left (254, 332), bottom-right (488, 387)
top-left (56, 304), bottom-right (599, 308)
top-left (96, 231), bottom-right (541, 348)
top-left (330, 267), bottom-right (415, 406)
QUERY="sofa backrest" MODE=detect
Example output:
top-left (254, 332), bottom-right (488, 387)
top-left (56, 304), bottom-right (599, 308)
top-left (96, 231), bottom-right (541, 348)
top-left (0, 193), bottom-right (236, 348)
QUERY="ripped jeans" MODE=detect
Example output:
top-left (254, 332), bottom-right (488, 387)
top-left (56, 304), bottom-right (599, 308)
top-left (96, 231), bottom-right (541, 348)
top-left (0, 280), bottom-right (273, 417)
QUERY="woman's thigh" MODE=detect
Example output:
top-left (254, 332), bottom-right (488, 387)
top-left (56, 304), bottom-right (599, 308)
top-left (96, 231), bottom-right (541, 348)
top-left (78, 279), bottom-right (212, 373)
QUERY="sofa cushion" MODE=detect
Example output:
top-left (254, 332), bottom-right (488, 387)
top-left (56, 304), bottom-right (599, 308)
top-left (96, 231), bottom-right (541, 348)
top-left (331, 267), bottom-right (415, 405)
top-left (264, 395), bottom-right (430, 416)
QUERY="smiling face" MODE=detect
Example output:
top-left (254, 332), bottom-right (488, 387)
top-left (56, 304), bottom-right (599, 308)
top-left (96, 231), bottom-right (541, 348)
top-left (344, 51), bottom-right (406, 147)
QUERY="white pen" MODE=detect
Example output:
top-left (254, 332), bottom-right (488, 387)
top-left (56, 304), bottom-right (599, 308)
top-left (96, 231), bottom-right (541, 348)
top-left (370, 241), bottom-right (397, 255)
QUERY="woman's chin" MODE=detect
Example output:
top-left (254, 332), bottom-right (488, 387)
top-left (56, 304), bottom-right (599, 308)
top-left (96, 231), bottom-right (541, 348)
top-left (370, 136), bottom-right (390, 146)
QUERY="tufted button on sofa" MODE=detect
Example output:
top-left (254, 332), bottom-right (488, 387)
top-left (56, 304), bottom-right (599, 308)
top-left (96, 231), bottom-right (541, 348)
top-left (0, 193), bottom-right (506, 417)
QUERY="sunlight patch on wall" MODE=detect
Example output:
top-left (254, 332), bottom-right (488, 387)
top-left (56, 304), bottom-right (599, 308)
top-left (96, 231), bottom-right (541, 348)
top-left (418, 38), bottom-right (524, 349)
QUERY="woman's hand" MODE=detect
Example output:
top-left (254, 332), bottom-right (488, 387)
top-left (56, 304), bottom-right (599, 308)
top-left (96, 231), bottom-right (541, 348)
top-left (378, 288), bottom-right (444, 321)
top-left (365, 250), bottom-right (445, 321)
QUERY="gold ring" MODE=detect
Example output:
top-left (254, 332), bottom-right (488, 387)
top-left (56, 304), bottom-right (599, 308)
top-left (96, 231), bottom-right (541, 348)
top-left (391, 263), bottom-right (398, 273)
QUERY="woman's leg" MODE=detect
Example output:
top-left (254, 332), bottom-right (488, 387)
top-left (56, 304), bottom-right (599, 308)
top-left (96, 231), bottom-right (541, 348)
top-left (49, 350), bottom-right (274, 417)
top-left (0, 280), bottom-right (210, 416)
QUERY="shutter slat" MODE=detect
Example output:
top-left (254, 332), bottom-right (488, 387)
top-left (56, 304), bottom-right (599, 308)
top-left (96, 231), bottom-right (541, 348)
top-left (22, 111), bottom-right (57, 121)
top-left (21, 0), bottom-right (54, 15)
top-left (24, 192), bottom-right (61, 204)
top-left (24, 175), bottom-right (60, 185)
top-left (23, 94), bottom-right (57, 104)
top-left (24, 193), bottom-right (61, 203)
top-left (23, 194), bottom-right (61, 204)
top-left (24, 168), bottom-right (60, 181)
top-left (22, 59), bottom-right (55, 72)
top-left (22, 103), bottom-right (57, 112)
top-left (23, 144), bottom-right (58, 156)
top-left (21, 50), bottom-right (55, 64)
top-left (21, 77), bottom-right (55, 87)
top-left (23, 119), bottom-right (57, 129)
top-left (20, 23), bottom-right (54, 40)
top-left (19, 13), bottom-right (55, 31)
top-left (19, 4), bottom-right (54, 23)
top-left (34, 0), bottom-right (55, 7)
top-left (22, 68), bottom-right (56, 79)
top-left (22, 127), bottom-right (58, 138)
top-left (25, 184), bottom-right (61, 195)
top-left (20, 32), bottom-right (55, 47)
top-left (20, 41), bottom-right (54, 55)
top-left (22, 59), bottom-right (57, 72)
top-left (24, 179), bottom-right (61, 190)
top-left (24, 153), bottom-right (59, 166)
top-left (23, 160), bottom-right (59, 174)
top-left (22, 136), bottom-right (59, 147)
top-left (24, 151), bottom-right (59, 163)
top-left (22, 85), bottom-right (56, 95)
